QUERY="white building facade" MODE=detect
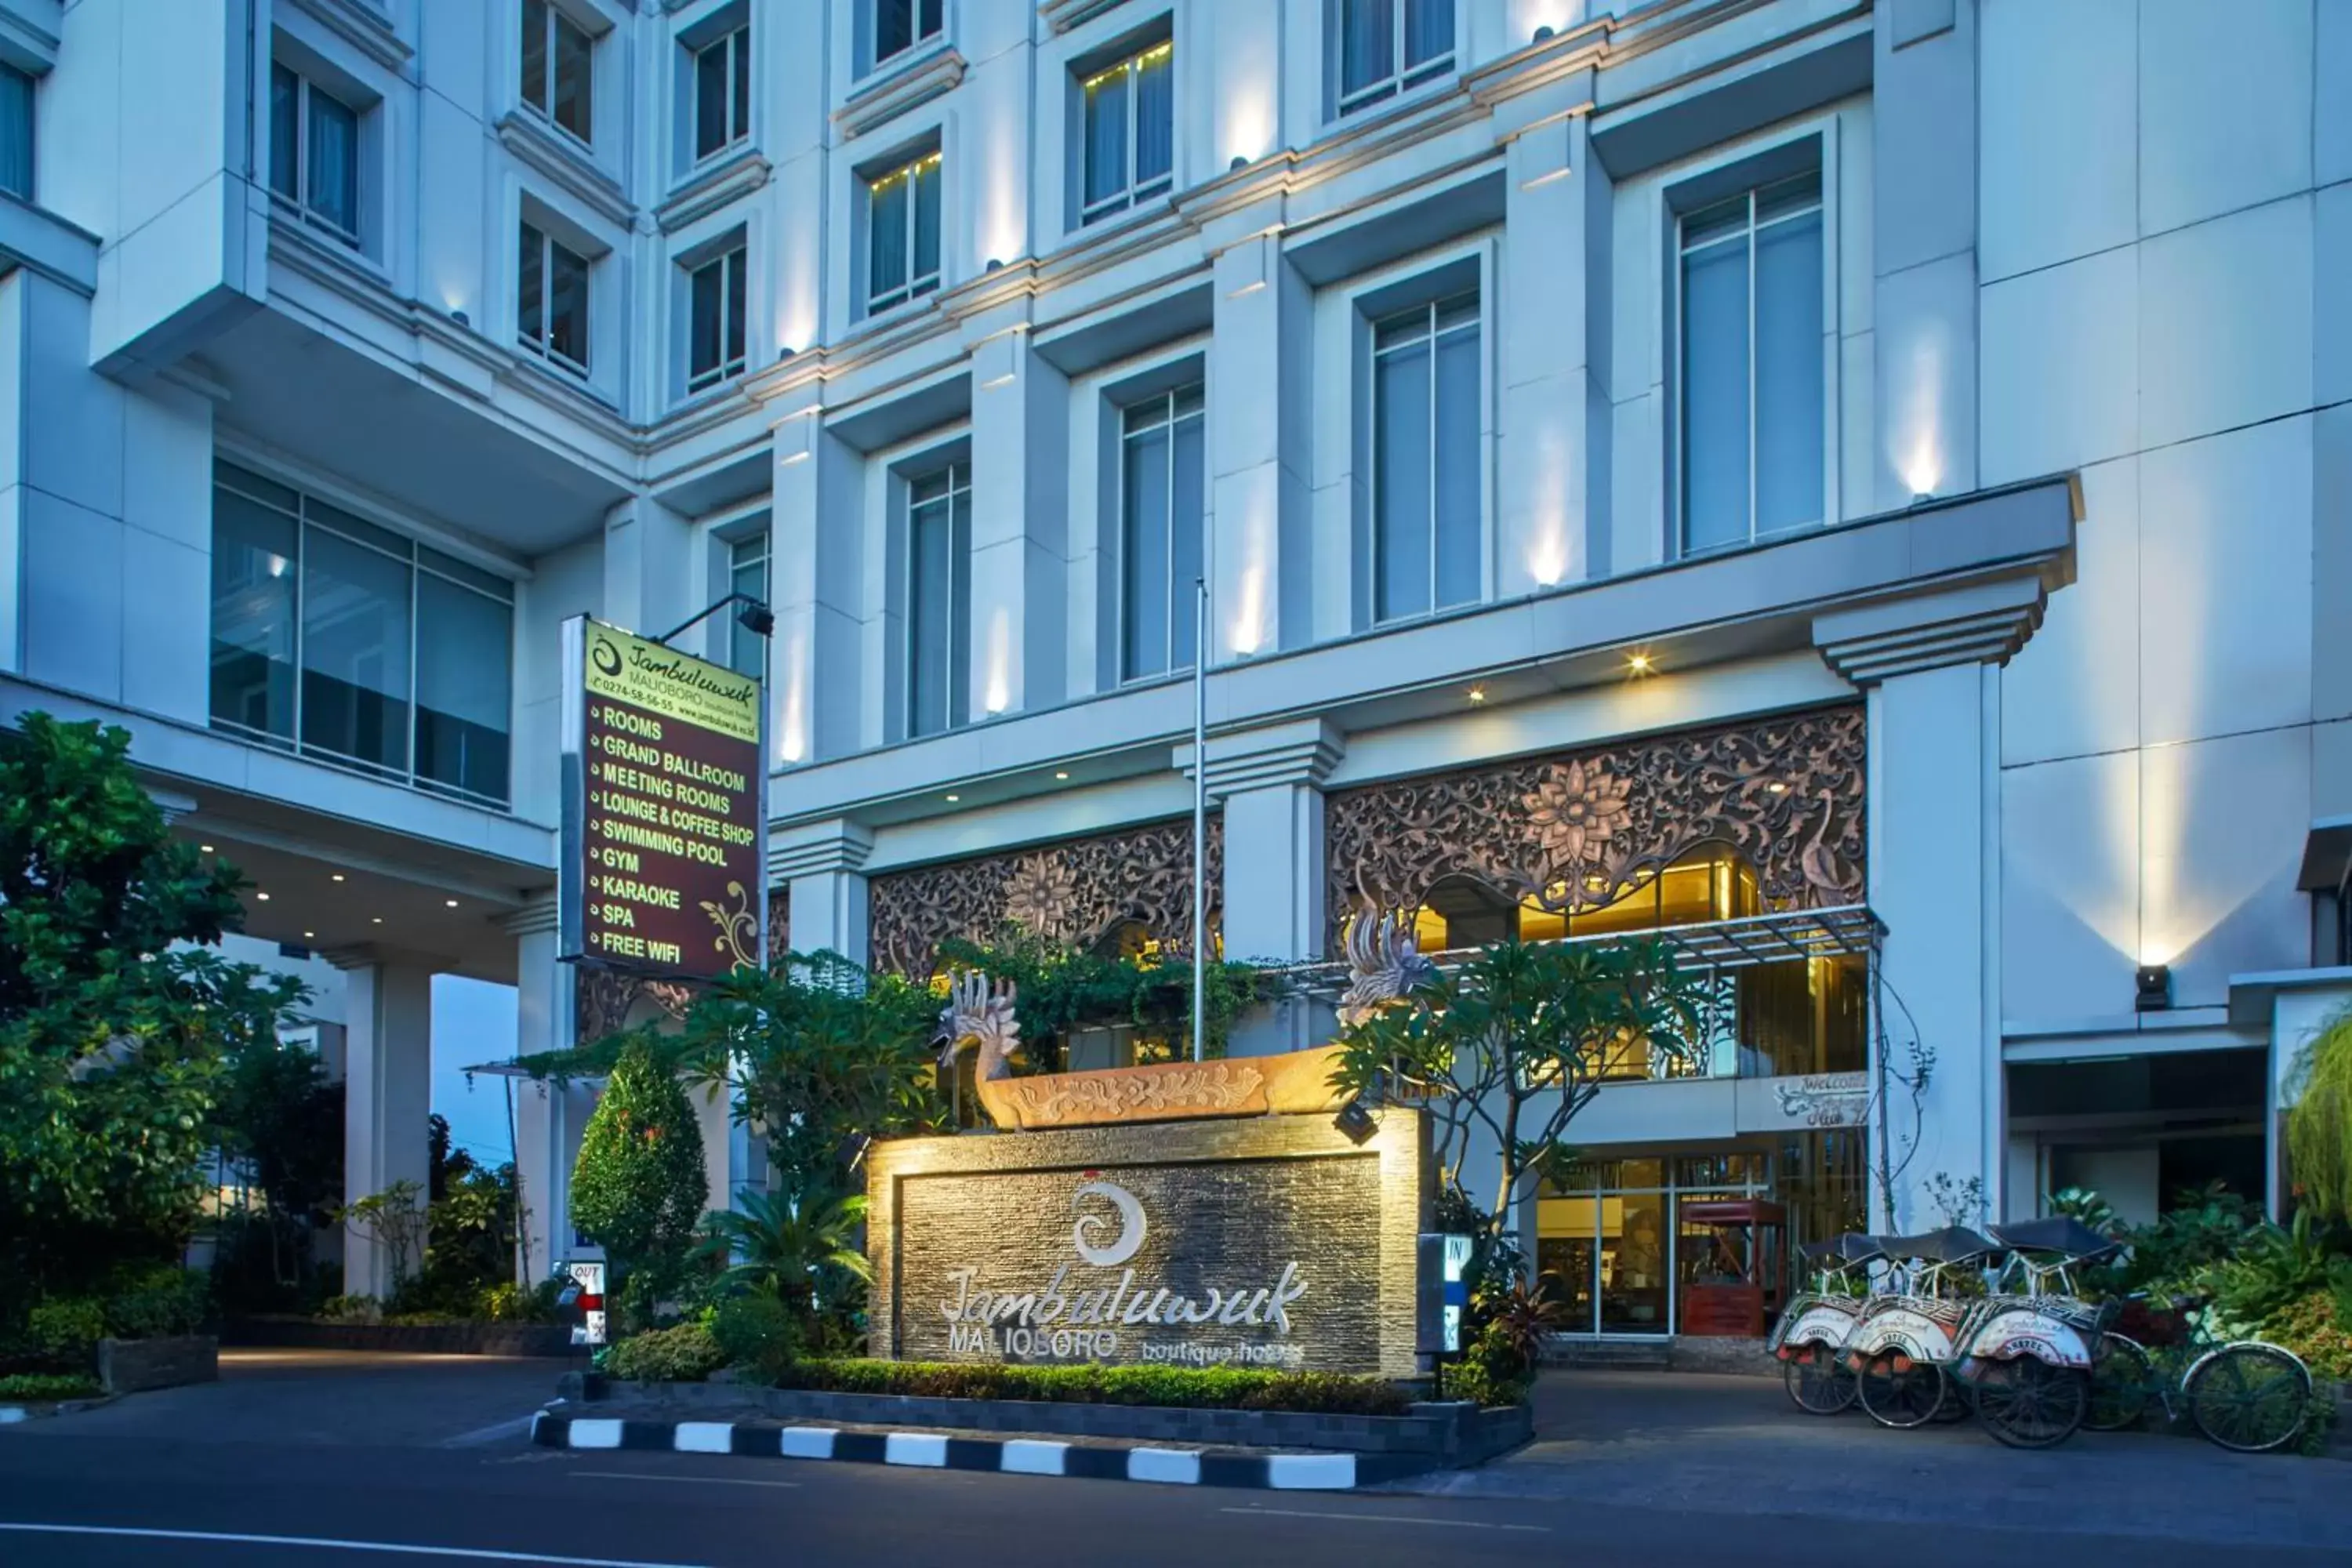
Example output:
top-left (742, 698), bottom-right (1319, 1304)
top-left (2, 0), bottom-right (2345, 1332)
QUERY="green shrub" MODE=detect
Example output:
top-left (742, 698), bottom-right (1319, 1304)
top-left (103, 1267), bottom-right (211, 1339)
top-left (318, 1294), bottom-right (381, 1323)
top-left (769, 1358), bottom-right (1410, 1415)
top-left (479, 1279), bottom-right (564, 1324)
top-left (0, 1373), bottom-right (101, 1402)
top-left (25, 1299), bottom-right (105, 1361)
top-left (1446, 1321), bottom-right (1537, 1410)
top-left (2266, 1290), bottom-right (2352, 1381)
top-left (709, 1291), bottom-right (801, 1382)
top-left (604, 1321), bottom-right (726, 1384)
top-left (569, 1041), bottom-right (709, 1329)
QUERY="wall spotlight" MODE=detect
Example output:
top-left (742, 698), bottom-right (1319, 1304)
top-left (736, 601), bottom-right (776, 637)
top-left (985, 258), bottom-right (1004, 272)
top-left (1534, 25), bottom-right (1555, 42)
top-left (2134, 964), bottom-right (2172, 1013)
top-left (1466, 685), bottom-right (1486, 705)
top-left (1229, 154), bottom-right (1249, 172)
top-left (450, 308), bottom-right (470, 328)
top-left (1333, 1098), bottom-right (1377, 1146)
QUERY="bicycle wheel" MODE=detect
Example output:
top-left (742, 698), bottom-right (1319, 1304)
top-left (2086, 1333), bottom-right (2153, 1432)
top-left (1784, 1345), bottom-right (1857, 1415)
top-left (1973, 1356), bottom-right (2088, 1449)
top-left (2185, 1343), bottom-right (2310, 1454)
top-left (1857, 1350), bottom-right (1944, 1429)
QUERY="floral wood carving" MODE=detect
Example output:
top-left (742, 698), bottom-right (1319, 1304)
top-left (1323, 706), bottom-right (1866, 954)
top-left (572, 887), bottom-right (788, 1044)
top-left (868, 816), bottom-right (1224, 976)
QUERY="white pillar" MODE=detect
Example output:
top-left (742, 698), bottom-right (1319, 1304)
top-left (1208, 227), bottom-right (1312, 655)
top-left (966, 328), bottom-right (1068, 718)
top-left (601, 493), bottom-right (697, 646)
top-left (1195, 720), bottom-right (1343, 1054)
top-left (336, 959), bottom-right (436, 1301)
top-left (1817, 575), bottom-right (2045, 1230)
top-left (777, 819), bottom-right (874, 967)
top-left (771, 401), bottom-right (864, 765)
top-left (505, 899), bottom-right (572, 1285)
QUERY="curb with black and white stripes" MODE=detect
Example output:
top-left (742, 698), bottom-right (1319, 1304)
top-left (530, 1411), bottom-right (1412, 1490)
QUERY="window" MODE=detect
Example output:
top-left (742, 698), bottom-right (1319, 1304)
top-left (905, 463), bottom-right (971, 737)
top-left (0, 64), bottom-right (30, 201)
top-left (518, 220), bottom-right (590, 375)
top-left (867, 152), bottom-right (942, 314)
top-left (1081, 42), bottom-right (1173, 224)
top-left (873, 0), bottom-right (944, 70)
top-left (691, 23), bottom-right (750, 162)
top-left (269, 63), bottom-right (360, 245)
top-left (209, 461), bottom-right (514, 808)
top-left (521, 0), bottom-right (594, 145)
top-left (725, 528), bottom-right (768, 679)
top-left (1372, 290), bottom-right (1480, 622)
top-left (1680, 169), bottom-right (1824, 554)
top-left (1338, 0), bottom-right (1454, 115)
top-left (687, 242), bottom-right (748, 391)
top-left (1120, 386), bottom-right (1204, 681)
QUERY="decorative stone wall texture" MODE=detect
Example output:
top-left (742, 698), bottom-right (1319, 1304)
top-left (1323, 705), bottom-right (1867, 953)
top-left (869, 1112), bottom-right (1425, 1378)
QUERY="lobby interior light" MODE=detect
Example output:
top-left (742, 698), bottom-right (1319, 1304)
top-left (372, 916), bottom-right (383, 924)
top-left (303, 931), bottom-right (314, 939)
top-left (200, 844), bottom-right (215, 854)
top-left (1627, 652), bottom-right (1654, 676)
top-left (332, 873), bottom-right (346, 882)
top-left (256, 891), bottom-right (269, 901)
top-left (2135, 964), bottom-right (2172, 1013)
top-left (945, 793), bottom-right (960, 803)
top-left (1054, 771), bottom-right (1069, 781)
top-left (445, 898), bottom-right (459, 908)
top-left (1466, 685), bottom-right (1486, 704)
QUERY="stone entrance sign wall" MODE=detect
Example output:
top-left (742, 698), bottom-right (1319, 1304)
top-left (868, 1111), bottom-right (1425, 1378)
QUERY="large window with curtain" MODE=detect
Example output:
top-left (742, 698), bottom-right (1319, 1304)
top-left (1120, 385), bottom-right (1204, 682)
top-left (687, 238), bottom-right (748, 392)
top-left (725, 526), bottom-right (769, 679)
top-left (518, 220), bottom-right (591, 376)
top-left (691, 21), bottom-right (751, 162)
top-left (269, 62), bottom-right (360, 246)
top-left (521, 0), bottom-right (594, 146)
top-left (1371, 289), bottom-right (1481, 623)
top-left (0, 64), bottom-right (30, 201)
top-left (905, 464), bottom-right (971, 738)
top-left (868, 151), bottom-right (942, 314)
top-left (209, 461), bottom-right (514, 808)
top-left (1080, 40), bottom-right (1174, 226)
top-left (1679, 169), bottom-right (1825, 554)
top-left (1337, 0), bottom-right (1454, 116)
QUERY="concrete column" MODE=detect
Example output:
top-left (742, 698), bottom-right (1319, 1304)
top-left (776, 819), bottom-right (874, 967)
top-left (505, 898), bottom-right (572, 1285)
top-left (601, 493), bottom-right (696, 644)
top-left (1499, 112), bottom-right (1613, 590)
top-left (336, 959), bottom-right (436, 1301)
top-left (1208, 228), bottom-right (1312, 655)
top-left (1817, 575), bottom-right (2045, 1230)
top-left (1191, 720), bottom-right (1343, 1054)
top-left (1872, 0), bottom-right (1979, 509)
top-left (772, 400), bottom-right (864, 765)
top-left (966, 328), bottom-right (1069, 718)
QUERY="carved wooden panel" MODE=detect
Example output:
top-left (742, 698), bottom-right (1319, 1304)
top-left (869, 816), bottom-right (1224, 976)
top-left (1323, 706), bottom-right (1866, 953)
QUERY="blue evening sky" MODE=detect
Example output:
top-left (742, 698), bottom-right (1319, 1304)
top-left (431, 975), bottom-right (522, 1166)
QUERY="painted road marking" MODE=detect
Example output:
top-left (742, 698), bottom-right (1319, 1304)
top-left (0, 1523), bottom-right (710, 1565)
top-left (1221, 1506), bottom-right (1552, 1533)
top-left (572, 1471), bottom-right (800, 1490)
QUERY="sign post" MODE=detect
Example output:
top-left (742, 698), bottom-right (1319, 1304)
top-left (559, 616), bottom-right (766, 981)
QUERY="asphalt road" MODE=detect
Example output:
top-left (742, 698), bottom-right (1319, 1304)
top-left (0, 1355), bottom-right (2343, 1566)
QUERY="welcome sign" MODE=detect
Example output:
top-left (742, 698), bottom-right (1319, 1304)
top-left (868, 1110), bottom-right (1426, 1377)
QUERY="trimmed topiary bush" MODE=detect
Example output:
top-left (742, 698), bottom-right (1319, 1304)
top-left (569, 1040), bottom-right (708, 1327)
top-left (768, 1358), bottom-right (1410, 1415)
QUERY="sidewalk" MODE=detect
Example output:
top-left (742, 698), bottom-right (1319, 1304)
top-left (1380, 1370), bottom-right (2347, 1555)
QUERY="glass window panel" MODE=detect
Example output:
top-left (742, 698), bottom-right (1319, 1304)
top-left (1433, 291), bottom-right (1479, 333)
top-left (1341, 0), bottom-right (1396, 100)
top-left (307, 500), bottom-right (407, 558)
top-left (1754, 209), bottom-right (1824, 535)
top-left (949, 485), bottom-right (971, 724)
top-left (1682, 194), bottom-right (1748, 250)
top-left (1122, 420), bottom-right (1171, 680)
top-left (419, 547), bottom-right (510, 601)
top-left (414, 574), bottom-right (511, 804)
top-left (217, 461), bottom-right (300, 515)
top-left (1432, 321), bottom-right (1480, 609)
top-left (517, 223), bottom-right (545, 345)
top-left (1373, 309), bottom-right (1424, 353)
top-left (695, 36), bottom-right (729, 158)
top-left (1680, 234), bottom-right (1749, 553)
top-left (554, 11), bottom-right (593, 141)
top-left (731, 28), bottom-right (749, 140)
top-left (521, 0), bottom-right (549, 110)
top-left (1083, 68), bottom-right (1128, 212)
top-left (1403, 0), bottom-right (1454, 71)
top-left (0, 64), bottom-right (30, 200)
top-left (725, 249), bottom-right (747, 368)
top-left (1756, 170), bottom-right (1822, 224)
top-left (728, 532), bottom-right (768, 679)
top-left (300, 527), bottom-right (412, 772)
top-left (209, 489), bottom-right (299, 740)
top-left (920, 0), bottom-right (942, 41)
top-left (1134, 47), bottom-right (1174, 189)
top-left (1374, 339), bottom-right (1432, 622)
top-left (1173, 383), bottom-right (1205, 420)
top-left (270, 64), bottom-right (299, 201)
top-left (549, 237), bottom-right (590, 368)
top-left (1170, 406), bottom-right (1203, 670)
top-left (306, 87), bottom-right (358, 237)
top-left (909, 488), bottom-right (953, 735)
top-left (876, 0), bottom-right (915, 63)
top-left (690, 256), bottom-right (723, 381)
top-left (869, 172), bottom-right (907, 305)
top-left (911, 160), bottom-right (941, 289)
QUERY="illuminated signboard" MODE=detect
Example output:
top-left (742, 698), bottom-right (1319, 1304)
top-left (559, 615), bottom-right (765, 980)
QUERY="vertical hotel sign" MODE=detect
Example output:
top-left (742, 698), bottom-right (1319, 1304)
top-left (560, 617), bottom-right (765, 979)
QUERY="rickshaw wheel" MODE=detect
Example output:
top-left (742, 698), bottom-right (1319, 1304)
top-left (2085, 1333), bottom-right (2154, 1432)
top-left (1784, 1346), bottom-right (1857, 1415)
top-left (1857, 1351), bottom-right (1944, 1429)
top-left (1973, 1356), bottom-right (2087, 1449)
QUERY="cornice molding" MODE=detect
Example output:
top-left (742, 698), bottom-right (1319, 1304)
top-left (1182, 719), bottom-right (1346, 800)
top-left (496, 111), bottom-right (635, 230)
top-left (833, 48), bottom-right (966, 141)
top-left (1036, 0), bottom-right (1127, 34)
top-left (281, 0), bottom-right (413, 74)
top-left (771, 820), bottom-right (876, 880)
top-left (499, 896), bottom-right (561, 937)
top-left (1813, 576), bottom-right (2049, 687)
top-left (655, 148), bottom-right (772, 234)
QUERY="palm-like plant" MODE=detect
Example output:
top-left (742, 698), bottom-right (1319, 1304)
top-left (698, 1183), bottom-right (872, 1317)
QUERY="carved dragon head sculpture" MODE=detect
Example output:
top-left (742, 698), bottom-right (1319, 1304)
top-left (1335, 906), bottom-right (1436, 1029)
top-left (935, 970), bottom-right (1025, 1082)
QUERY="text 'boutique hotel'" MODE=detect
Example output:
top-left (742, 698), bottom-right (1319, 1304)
top-left (2, 0), bottom-right (2345, 1338)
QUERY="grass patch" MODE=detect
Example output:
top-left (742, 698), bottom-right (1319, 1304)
top-left (0, 1373), bottom-right (102, 1403)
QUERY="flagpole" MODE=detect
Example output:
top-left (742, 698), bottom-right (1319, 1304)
top-left (1192, 575), bottom-right (1208, 1064)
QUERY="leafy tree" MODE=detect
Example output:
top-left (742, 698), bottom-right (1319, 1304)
top-left (570, 1040), bottom-right (708, 1325)
top-left (0, 714), bottom-right (303, 1306)
top-left (211, 1036), bottom-right (343, 1305)
top-left (1328, 935), bottom-right (1704, 1258)
top-left (2287, 1007), bottom-right (2352, 1222)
